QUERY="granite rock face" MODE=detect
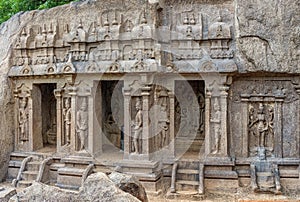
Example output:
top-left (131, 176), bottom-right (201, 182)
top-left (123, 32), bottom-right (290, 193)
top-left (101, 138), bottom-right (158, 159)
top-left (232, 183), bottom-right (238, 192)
top-left (109, 172), bottom-right (148, 202)
top-left (235, 0), bottom-right (300, 73)
top-left (11, 173), bottom-right (141, 202)
top-left (79, 172), bottom-right (140, 202)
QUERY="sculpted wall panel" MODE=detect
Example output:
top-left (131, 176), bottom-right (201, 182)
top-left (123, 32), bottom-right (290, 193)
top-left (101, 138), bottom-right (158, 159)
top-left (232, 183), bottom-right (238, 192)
top-left (230, 77), bottom-right (300, 158)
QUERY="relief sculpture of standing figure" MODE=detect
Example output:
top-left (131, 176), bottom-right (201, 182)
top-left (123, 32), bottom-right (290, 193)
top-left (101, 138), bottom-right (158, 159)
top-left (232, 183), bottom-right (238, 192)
top-left (63, 98), bottom-right (71, 145)
top-left (132, 99), bottom-right (142, 154)
top-left (19, 98), bottom-right (29, 141)
top-left (76, 99), bottom-right (88, 150)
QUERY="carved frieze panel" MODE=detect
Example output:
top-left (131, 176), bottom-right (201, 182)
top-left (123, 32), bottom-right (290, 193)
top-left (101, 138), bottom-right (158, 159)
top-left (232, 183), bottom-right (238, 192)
top-left (10, 3), bottom-right (237, 76)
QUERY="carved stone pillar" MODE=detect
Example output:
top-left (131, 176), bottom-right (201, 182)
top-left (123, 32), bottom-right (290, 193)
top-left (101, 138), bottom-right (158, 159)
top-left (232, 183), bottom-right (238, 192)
top-left (168, 92), bottom-right (175, 158)
top-left (241, 97), bottom-right (249, 157)
top-left (69, 87), bottom-right (77, 151)
top-left (54, 89), bottom-right (63, 152)
top-left (274, 99), bottom-right (284, 158)
top-left (220, 86), bottom-right (229, 156)
top-left (141, 85), bottom-right (151, 160)
top-left (204, 89), bottom-right (212, 155)
top-left (123, 87), bottom-right (131, 159)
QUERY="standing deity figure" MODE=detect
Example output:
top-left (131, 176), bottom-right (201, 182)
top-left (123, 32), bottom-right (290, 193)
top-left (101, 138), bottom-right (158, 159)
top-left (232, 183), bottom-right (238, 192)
top-left (158, 105), bottom-right (170, 148)
top-left (19, 98), bottom-right (29, 141)
top-left (256, 103), bottom-right (268, 147)
top-left (132, 99), bottom-right (143, 154)
top-left (210, 98), bottom-right (221, 154)
top-left (63, 98), bottom-right (71, 145)
top-left (76, 99), bottom-right (88, 150)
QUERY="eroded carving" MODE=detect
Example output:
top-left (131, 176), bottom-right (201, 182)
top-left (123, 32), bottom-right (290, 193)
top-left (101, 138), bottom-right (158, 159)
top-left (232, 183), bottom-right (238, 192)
top-left (210, 98), bottom-right (221, 154)
top-left (248, 103), bottom-right (274, 156)
top-left (132, 98), bottom-right (143, 154)
top-left (63, 97), bottom-right (72, 145)
top-left (76, 97), bottom-right (88, 151)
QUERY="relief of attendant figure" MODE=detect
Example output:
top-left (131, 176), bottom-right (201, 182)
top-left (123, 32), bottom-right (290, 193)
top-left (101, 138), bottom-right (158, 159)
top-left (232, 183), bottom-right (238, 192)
top-left (63, 98), bottom-right (71, 145)
top-left (132, 100), bottom-right (142, 154)
top-left (76, 99), bottom-right (88, 151)
top-left (19, 98), bottom-right (29, 141)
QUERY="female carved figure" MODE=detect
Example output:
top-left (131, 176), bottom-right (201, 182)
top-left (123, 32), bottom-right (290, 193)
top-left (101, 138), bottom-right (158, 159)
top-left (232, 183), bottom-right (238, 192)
top-left (256, 103), bottom-right (268, 147)
top-left (19, 98), bottom-right (29, 141)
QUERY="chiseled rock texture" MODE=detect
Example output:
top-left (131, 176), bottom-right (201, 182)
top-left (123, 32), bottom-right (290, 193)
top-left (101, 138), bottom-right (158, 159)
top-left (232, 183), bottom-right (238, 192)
top-left (11, 173), bottom-right (141, 201)
top-left (0, 0), bottom-right (299, 182)
top-left (235, 0), bottom-right (300, 72)
top-left (109, 171), bottom-right (148, 202)
top-left (80, 172), bottom-right (140, 202)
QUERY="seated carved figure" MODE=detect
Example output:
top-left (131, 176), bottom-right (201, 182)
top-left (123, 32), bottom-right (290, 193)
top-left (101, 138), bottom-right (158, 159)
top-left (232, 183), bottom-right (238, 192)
top-left (250, 147), bottom-right (281, 195)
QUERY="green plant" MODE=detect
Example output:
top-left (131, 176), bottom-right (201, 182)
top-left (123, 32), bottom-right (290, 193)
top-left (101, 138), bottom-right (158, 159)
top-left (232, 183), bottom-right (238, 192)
top-left (0, 0), bottom-right (78, 24)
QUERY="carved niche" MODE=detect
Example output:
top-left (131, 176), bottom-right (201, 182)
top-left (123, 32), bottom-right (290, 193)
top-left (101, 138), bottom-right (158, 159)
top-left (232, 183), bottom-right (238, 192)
top-left (248, 102), bottom-right (275, 156)
top-left (14, 84), bottom-right (31, 142)
top-left (131, 97), bottom-right (143, 154)
top-left (231, 78), bottom-right (299, 158)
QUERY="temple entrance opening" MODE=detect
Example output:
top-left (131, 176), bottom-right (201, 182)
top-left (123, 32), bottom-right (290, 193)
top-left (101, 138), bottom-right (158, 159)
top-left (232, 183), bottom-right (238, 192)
top-left (174, 80), bottom-right (205, 159)
top-left (101, 80), bottom-right (124, 153)
top-left (32, 83), bottom-right (57, 152)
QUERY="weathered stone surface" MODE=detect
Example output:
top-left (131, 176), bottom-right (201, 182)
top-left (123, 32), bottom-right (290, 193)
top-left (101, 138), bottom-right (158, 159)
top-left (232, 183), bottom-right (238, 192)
top-left (0, 187), bottom-right (16, 202)
top-left (14, 182), bottom-right (77, 201)
top-left (109, 171), bottom-right (148, 202)
top-left (0, 0), bottom-right (299, 201)
top-left (235, 0), bottom-right (300, 72)
top-left (13, 173), bottom-right (141, 202)
top-left (79, 172), bottom-right (140, 202)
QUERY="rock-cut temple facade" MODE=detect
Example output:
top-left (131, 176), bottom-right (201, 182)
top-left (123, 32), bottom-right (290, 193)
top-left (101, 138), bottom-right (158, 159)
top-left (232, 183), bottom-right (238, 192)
top-left (0, 0), bottom-right (299, 198)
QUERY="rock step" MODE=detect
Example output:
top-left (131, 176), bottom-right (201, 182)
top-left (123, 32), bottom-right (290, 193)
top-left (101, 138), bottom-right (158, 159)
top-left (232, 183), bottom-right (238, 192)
top-left (177, 169), bottom-right (198, 174)
top-left (8, 160), bottom-right (22, 168)
top-left (26, 161), bottom-right (40, 171)
top-left (22, 171), bottom-right (38, 181)
top-left (176, 180), bottom-right (199, 186)
top-left (50, 163), bottom-right (66, 171)
top-left (58, 167), bottom-right (86, 176)
top-left (9, 152), bottom-right (28, 161)
top-left (17, 180), bottom-right (33, 188)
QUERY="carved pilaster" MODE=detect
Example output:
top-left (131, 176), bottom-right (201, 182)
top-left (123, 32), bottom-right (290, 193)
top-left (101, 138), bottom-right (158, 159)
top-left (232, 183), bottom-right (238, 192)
top-left (54, 89), bottom-right (63, 152)
top-left (69, 87), bottom-right (78, 152)
top-left (141, 85), bottom-right (151, 159)
top-left (123, 87), bottom-right (131, 159)
top-left (204, 89), bottom-right (212, 156)
top-left (220, 86), bottom-right (229, 156)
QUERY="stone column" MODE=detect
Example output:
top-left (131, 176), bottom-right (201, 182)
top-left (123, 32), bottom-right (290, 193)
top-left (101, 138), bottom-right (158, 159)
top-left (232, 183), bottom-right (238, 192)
top-left (168, 92), bottom-right (175, 158)
top-left (69, 87), bottom-right (77, 151)
top-left (219, 86), bottom-right (229, 156)
top-left (204, 89), bottom-right (212, 156)
top-left (274, 98), bottom-right (284, 158)
top-left (54, 89), bottom-right (63, 152)
top-left (295, 86), bottom-right (300, 159)
top-left (240, 96), bottom-right (249, 157)
top-left (87, 89), bottom-right (94, 155)
top-left (123, 88), bottom-right (131, 159)
top-left (141, 85), bottom-right (151, 160)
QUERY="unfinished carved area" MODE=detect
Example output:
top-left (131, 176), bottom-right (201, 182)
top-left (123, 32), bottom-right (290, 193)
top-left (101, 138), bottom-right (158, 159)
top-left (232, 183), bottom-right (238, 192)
top-left (0, 0), bottom-right (299, 201)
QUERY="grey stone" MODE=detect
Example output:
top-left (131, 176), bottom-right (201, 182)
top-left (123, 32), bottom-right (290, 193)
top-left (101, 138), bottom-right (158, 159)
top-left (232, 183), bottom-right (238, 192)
top-left (79, 172), bottom-right (140, 202)
top-left (109, 172), bottom-right (148, 202)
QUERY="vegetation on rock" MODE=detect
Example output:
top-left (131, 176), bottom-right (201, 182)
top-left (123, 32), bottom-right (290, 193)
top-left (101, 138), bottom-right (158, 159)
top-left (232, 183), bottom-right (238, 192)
top-left (0, 0), bottom-right (78, 24)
